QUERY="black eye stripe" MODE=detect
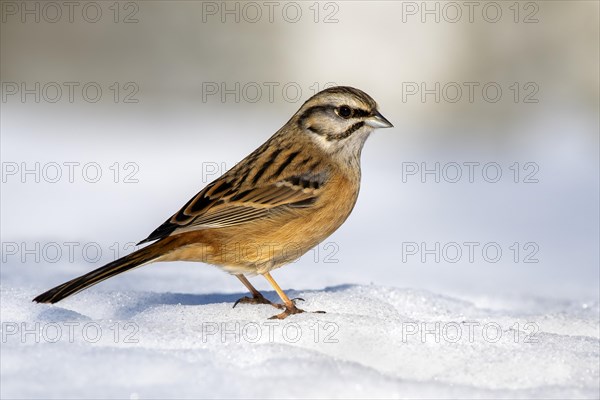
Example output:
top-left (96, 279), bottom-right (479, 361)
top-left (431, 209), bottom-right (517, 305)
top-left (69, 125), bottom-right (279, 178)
top-left (333, 121), bottom-right (365, 140)
top-left (299, 105), bottom-right (371, 122)
top-left (353, 109), bottom-right (370, 118)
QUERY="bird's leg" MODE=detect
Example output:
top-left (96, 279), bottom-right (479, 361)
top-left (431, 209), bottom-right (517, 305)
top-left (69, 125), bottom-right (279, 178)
top-left (233, 274), bottom-right (283, 309)
top-left (263, 272), bottom-right (324, 319)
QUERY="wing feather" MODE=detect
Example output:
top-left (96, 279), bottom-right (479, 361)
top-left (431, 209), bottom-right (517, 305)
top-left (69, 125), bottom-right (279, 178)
top-left (138, 162), bottom-right (329, 244)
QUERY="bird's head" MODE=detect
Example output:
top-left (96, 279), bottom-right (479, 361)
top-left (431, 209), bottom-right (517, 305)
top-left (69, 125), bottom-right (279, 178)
top-left (292, 86), bottom-right (393, 160)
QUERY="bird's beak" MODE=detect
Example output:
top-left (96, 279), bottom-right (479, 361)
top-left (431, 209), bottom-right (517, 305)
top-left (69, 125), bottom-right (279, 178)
top-left (365, 111), bottom-right (393, 128)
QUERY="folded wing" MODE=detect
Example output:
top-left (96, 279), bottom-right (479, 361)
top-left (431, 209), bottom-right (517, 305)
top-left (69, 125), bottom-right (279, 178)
top-left (138, 166), bottom-right (329, 245)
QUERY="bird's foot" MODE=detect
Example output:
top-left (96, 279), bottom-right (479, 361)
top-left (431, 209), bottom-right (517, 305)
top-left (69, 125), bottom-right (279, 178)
top-left (268, 299), bottom-right (326, 320)
top-left (233, 294), bottom-right (284, 309)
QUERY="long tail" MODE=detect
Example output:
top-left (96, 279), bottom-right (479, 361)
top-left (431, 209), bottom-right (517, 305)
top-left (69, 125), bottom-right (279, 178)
top-left (33, 241), bottom-right (164, 304)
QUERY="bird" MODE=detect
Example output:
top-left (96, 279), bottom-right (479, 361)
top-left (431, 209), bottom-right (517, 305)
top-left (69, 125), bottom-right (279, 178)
top-left (33, 86), bottom-right (393, 319)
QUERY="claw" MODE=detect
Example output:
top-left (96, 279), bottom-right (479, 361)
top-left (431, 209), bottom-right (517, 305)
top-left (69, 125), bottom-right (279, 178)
top-left (268, 303), bottom-right (326, 319)
top-left (232, 296), bottom-right (249, 308)
top-left (269, 304), bottom-right (305, 319)
top-left (233, 294), bottom-right (284, 309)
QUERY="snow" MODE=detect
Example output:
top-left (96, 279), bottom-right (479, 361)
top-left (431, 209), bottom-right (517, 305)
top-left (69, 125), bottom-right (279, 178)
top-left (1, 284), bottom-right (598, 399)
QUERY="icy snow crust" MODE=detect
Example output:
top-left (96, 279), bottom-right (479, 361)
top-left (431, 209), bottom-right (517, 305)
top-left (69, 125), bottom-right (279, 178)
top-left (1, 284), bottom-right (598, 399)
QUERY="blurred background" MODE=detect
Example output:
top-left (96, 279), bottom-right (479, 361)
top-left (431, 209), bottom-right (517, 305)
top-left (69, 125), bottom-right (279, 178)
top-left (1, 0), bottom-right (598, 305)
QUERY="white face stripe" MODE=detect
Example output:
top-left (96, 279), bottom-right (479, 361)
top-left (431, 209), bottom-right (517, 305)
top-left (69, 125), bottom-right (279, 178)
top-left (309, 131), bottom-right (335, 152)
top-left (307, 124), bottom-right (373, 159)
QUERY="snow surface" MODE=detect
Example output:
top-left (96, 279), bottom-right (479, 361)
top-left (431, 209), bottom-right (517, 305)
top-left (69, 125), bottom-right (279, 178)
top-left (1, 284), bottom-right (598, 399)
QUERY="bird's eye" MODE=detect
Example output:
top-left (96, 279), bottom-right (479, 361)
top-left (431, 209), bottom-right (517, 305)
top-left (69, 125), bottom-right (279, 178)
top-left (336, 106), bottom-right (353, 119)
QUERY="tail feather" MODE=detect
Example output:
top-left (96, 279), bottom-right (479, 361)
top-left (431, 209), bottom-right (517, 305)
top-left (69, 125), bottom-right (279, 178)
top-left (33, 242), bottom-right (162, 304)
